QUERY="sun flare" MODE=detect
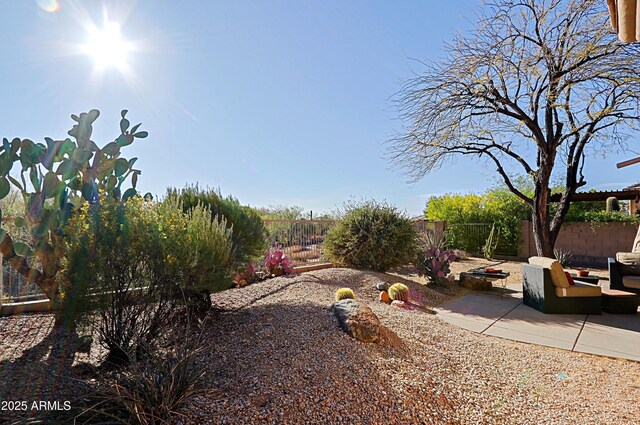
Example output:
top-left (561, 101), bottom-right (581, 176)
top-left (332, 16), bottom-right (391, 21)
top-left (82, 21), bottom-right (131, 71)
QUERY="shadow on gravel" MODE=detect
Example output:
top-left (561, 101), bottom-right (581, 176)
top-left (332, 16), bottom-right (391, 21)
top-left (0, 314), bottom-right (91, 424)
top-left (195, 300), bottom-right (452, 424)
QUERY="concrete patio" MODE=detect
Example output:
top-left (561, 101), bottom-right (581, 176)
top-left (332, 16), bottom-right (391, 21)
top-left (434, 287), bottom-right (640, 362)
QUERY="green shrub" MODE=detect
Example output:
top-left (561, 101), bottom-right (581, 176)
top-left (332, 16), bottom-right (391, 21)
top-left (167, 186), bottom-right (267, 265)
top-left (323, 200), bottom-right (418, 272)
top-left (335, 287), bottom-right (355, 301)
top-left (388, 283), bottom-right (409, 301)
top-left (64, 195), bottom-right (178, 364)
top-left (64, 194), bottom-right (233, 364)
top-left (580, 210), bottom-right (639, 223)
top-left (425, 186), bottom-right (531, 255)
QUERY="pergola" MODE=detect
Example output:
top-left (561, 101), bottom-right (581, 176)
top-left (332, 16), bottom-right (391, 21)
top-left (549, 186), bottom-right (640, 213)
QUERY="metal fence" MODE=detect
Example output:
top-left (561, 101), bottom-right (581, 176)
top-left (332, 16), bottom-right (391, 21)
top-left (263, 219), bottom-right (335, 266)
top-left (0, 256), bottom-right (46, 302)
top-left (444, 222), bottom-right (518, 256)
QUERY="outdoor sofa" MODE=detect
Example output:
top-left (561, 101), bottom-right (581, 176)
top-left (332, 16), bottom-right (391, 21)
top-left (608, 225), bottom-right (640, 295)
top-left (523, 256), bottom-right (601, 314)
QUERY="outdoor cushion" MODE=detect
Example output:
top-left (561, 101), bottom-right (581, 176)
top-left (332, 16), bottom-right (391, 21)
top-left (632, 225), bottom-right (640, 253)
top-left (622, 275), bottom-right (640, 289)
top-left (554, 282), bottom-right (601, 298)
top-left (564, 272), bottom-right (575, 285)
top-left (528, 256), bottom-right (570, 288)
top-left (615, 252), bottom-right (640, 275)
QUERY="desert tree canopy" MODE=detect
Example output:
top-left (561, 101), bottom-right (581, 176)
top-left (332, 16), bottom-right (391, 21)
top-left (389, 0), bottom-right (640, 256)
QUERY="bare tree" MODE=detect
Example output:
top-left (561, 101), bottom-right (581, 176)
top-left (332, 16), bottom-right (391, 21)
top-left (389, 0), bottom-right (640, 256)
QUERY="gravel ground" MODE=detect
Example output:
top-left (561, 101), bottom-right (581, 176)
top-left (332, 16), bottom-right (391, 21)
top-left (193, 265), bottom-right (638, 424)
top-left (1, 261), bottom-right (638, 424)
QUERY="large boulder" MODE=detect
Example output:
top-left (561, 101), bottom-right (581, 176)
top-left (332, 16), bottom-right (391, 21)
top-left (331, 299), bottom-right (380, 343)
top-left (459, 272), bottom-right (492, 291)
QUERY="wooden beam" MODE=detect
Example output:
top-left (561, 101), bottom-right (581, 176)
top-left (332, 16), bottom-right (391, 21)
top-left (616, 156), bottom-right (640, 168)
top-left (549, 189), bottom-right (640, 202)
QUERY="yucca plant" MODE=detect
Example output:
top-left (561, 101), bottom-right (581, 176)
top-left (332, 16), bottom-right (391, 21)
top-left (554, 249), bottom-right (573, 268)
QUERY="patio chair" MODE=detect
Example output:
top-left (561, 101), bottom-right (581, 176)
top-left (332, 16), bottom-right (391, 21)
top-left (608, 255), bottom-right (640, 295)
top-left (608, 225), bottom-right (640, 295)
top-left (523, 257), bottom-right (601, 315)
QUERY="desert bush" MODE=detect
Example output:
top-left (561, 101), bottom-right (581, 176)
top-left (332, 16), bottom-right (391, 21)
top-left (64, 195), bottom-right (175, 364)
top-left (168, 186), bottom-right (267, 265)
top-left (65, 194), bottom-right (232, 364)
top-left (334, 287), bottom-right (355, 301)
top-left (73, 322), bottom-right (206, 424)
top-left (323, 200), bottom-right (418, 272)
top-left (388, 283), bottom-right (409, 301)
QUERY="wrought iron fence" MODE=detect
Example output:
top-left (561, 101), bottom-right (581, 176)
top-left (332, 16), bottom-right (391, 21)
top-left (444, 223), bottom-right (518, 256)
top-left (263, 219), bottom-right (335, 266)
top-left (0, 256), bottom-right (47, 302)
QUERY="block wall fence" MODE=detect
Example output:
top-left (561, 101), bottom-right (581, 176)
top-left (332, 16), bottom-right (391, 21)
top-left (419, 220), bottom-right (639, 266)
top-left (518, 221), bottom-right (638, 267)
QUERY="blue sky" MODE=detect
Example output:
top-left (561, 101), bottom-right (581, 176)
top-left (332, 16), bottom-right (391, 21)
top-left (1, 0), bottom-right (639, 216)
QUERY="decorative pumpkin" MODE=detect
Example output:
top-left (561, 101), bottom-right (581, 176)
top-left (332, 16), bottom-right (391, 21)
top-left (379, 291), bottom-right (391, 304)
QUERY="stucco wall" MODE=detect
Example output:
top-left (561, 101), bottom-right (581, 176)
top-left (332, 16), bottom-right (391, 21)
top-left (519, 221), bottom-right (639, 266)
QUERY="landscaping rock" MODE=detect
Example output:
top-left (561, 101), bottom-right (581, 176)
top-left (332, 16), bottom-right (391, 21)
top-left (459, 272), bottom-right (492, 291)
top-left (331, 299), bottom-right (380, 343)
top-left (391, 300), bottom-right (406, 308)
top-left (375, 282), bottom-right (389, 291)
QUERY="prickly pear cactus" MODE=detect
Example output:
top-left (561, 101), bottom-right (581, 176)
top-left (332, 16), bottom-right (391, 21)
top-left (0, 109), bottom-right (148, 326)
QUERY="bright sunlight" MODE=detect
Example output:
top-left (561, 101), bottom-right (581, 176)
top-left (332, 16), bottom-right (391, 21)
top-left (82, 20), bottom-right (131, 71)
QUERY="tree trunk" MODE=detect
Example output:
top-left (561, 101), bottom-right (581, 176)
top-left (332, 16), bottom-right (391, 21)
top-left (531, 168), bottom-right (556, 258)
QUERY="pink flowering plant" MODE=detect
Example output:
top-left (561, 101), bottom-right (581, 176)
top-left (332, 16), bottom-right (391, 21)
top-left (416, 247), bottom-right (457, 284)
top-left (264, 249), bottom-right (294, 277)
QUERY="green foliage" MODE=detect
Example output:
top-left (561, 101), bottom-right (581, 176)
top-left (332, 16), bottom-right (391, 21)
top-left (64, 195), bottom-right (178, 363)
top-left (426, 187), bottom-right (530, 255)
top-left (323, 200), bottom-right (418, 272)
top-left (64, 194), bottom-right (233, 362)
top-left (334, 287), bottom-right (355, 301)
top-left (0, 109), bottom-right (147, 325)
top-left (258, 205), bottom-right (306, 220)
top-left (388, 283), bottom-right (409, 302)
top-left (167, 186), bottom-right (267, 266)
top-left (580, 210), bottom-right (640, 223)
